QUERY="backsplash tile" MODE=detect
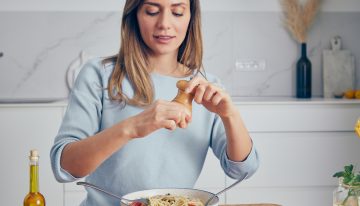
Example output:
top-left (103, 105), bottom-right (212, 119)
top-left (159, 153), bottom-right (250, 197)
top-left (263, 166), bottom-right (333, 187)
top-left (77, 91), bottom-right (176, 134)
top-left (0, 12), bottom-right (121, 99)
top-left (0, 11), bottom-right (359, 99)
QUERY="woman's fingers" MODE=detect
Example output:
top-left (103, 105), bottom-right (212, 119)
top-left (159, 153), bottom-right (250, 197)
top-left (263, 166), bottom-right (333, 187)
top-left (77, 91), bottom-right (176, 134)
top-left (163, 120), bottom-right (177, 130)
top-left (203, 85), bottom-right (217, 101)
top-left (210, 92), bottom-right (223, 105)
top-left (189, 81), bottom-right (224, 105)
top-left (183, 78), bottom-right (234, 118)
top-left (193, 84), bottom-right (206, 104)
top-left (154, 100), bottom-right (191, 130)
top-left (133, 100), bottom-right (192, 138)
top-left (172, 104), bottom-right (191, 129)
top-left (178, 112), bottom-right (187, 129)
top-left (185, 75), bottom-right (207, 94)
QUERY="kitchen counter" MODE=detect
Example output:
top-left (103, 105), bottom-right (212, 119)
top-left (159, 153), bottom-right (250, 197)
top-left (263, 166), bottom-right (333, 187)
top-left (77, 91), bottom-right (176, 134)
top-left (1, 97), bottom-right (360, 107)
top-left (232, 97), bottom-right (360, 105)
top-left (0, 100), bottom-right (68, 107)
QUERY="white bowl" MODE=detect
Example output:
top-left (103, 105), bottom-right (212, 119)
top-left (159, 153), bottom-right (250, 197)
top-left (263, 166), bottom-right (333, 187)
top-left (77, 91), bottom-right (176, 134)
top-left (121, 188), bottom-right (219, 206)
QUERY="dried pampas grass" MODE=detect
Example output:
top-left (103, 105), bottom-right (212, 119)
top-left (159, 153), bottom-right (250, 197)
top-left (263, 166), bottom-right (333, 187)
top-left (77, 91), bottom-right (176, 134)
top-left (280, 0), bottom-right (321, 43)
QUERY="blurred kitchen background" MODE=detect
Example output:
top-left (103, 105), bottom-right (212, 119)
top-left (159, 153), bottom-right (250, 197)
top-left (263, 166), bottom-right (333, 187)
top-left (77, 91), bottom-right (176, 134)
top-left (1, 0), bottom-right (360, 100)
top-left (1, 1), bottom-right (360, 206)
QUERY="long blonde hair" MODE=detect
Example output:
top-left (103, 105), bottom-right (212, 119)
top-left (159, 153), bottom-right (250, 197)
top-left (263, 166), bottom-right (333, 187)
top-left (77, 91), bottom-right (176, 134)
top-left (103, 0), bottom-right (203, 106)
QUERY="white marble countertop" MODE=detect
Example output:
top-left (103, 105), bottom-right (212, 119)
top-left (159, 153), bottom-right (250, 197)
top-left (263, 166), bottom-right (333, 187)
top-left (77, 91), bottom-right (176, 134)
top-left (1, 97), bottom-right (360, 107)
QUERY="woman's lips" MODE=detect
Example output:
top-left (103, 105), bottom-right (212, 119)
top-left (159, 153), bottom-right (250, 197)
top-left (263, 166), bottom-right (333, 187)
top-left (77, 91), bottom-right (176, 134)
top-left (154, 35), bottom-right (175, 44)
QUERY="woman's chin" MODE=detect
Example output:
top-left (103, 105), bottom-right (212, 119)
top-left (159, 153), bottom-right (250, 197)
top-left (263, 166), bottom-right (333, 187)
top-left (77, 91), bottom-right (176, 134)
top-left (151, 47), bottom-right (179, 56)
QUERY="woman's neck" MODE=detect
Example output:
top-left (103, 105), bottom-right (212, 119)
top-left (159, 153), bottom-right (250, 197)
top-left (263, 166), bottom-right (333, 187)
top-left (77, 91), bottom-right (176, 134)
top-left (148, 53), bottom-right (188, 77)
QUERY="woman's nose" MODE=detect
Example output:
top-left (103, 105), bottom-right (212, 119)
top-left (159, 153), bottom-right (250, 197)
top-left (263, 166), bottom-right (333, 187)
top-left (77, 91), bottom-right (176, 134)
top-left (157, 11), bottom-right (172, 30)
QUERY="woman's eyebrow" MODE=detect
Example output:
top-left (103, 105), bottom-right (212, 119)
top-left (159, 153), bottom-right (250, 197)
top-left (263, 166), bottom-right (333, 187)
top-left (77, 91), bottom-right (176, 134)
top-left (171, 3), bottom-right (187, 7)
top-left (143, 2), bottom-right (187, 7)
top-left (143, 2), bottom-right (160, 7)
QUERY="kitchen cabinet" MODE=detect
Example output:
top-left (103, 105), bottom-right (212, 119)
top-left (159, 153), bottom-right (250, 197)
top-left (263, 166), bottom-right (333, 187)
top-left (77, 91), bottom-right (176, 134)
top-left (0, 103), bottom-right (65, 206)
top-left (1, 98), bottom-right (360, 206)
top-left (227, 98), bottom-right (360, 206)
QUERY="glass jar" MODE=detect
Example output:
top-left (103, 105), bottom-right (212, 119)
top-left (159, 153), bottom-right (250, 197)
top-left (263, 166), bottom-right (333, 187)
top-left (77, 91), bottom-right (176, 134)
top-left (333, 178), bottom-right (360, 206)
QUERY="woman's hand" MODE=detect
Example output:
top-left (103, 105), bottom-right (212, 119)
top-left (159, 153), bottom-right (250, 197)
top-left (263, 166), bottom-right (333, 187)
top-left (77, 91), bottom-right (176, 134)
top-left (185, 75), bottom-right (236, 119)
top-left (130, 100), bottom-right (191, 138)
top-left (60, 100), bottom-right (190, 177)
top-left (185, 76), bottom-right (253, 162)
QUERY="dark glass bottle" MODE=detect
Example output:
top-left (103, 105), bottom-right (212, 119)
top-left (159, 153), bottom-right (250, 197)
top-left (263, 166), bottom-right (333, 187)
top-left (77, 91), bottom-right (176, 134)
top-left (296, 43), bottom-right (312, 98)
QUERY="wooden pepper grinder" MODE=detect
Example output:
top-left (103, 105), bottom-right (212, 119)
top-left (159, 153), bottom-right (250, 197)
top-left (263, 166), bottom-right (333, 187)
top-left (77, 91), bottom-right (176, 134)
top-left (172, 80), bottom-right (194, 115)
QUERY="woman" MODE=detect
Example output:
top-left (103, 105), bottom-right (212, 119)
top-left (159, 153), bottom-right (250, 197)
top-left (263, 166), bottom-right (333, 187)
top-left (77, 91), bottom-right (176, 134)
top-left (50, 0), bottom-right (259, 205)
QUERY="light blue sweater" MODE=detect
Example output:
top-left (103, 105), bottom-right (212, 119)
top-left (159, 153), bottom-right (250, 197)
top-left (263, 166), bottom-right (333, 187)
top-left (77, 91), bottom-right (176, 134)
top-left (50, 58), bottom-right (259, 206)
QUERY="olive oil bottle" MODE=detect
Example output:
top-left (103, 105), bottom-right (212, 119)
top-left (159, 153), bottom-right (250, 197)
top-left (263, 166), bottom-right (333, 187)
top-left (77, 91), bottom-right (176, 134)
top-left (23, 149), bottom-right (46, 206)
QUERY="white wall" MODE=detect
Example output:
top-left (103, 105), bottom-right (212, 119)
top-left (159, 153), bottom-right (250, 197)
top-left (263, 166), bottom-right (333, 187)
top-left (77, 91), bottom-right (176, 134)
top-left (0, 0), bottom-right (359, 11)
top-left (0, 0), bottom-right (360, 99)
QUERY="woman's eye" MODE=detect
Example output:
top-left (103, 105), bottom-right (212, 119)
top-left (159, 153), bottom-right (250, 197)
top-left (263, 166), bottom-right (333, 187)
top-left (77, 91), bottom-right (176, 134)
top-left (172, 8), bottom-right (184, 17)
top-left (146, 10), bottom-right (159, 16)
top-left (173, 12), bottom-right (183, 17)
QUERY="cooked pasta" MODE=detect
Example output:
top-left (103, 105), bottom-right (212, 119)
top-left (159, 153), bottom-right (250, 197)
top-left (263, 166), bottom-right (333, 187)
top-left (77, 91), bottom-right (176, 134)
top-left (148, 194), bottom-right (204, 206)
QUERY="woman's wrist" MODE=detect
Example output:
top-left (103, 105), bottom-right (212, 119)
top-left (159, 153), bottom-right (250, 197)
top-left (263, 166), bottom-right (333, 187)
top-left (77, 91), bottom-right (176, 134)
top-left (219, 104), bottom-right (239, 120)
top-left (116, 117), bottom-right (138, 141)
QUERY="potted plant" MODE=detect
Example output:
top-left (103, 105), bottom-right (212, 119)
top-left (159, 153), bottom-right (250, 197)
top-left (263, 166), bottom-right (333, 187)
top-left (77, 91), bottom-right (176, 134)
top-left (333, 164), bottom-right (360, 206)
top-left (332, 120), bottom-right (360, 206)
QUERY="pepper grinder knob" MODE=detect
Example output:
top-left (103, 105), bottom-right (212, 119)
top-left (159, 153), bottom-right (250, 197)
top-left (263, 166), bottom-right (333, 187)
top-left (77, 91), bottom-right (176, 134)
top-left (172, 80), bottom-right (194, 114)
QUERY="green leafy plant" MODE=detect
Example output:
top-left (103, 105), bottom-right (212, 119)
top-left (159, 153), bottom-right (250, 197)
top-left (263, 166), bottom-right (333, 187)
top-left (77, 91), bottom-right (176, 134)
top-left (333, 164), bottom-right (360, 186)
top-left (333, 164), bottom-right (360, 205)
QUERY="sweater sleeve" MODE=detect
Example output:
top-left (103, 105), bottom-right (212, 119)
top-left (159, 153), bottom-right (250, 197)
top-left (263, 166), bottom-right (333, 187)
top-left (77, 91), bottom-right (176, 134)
top-left (208, 76), bottom-right (259, 180)
top-left (210, 114), bottom-right (259, 180)
top-left (50, 58), bottom-right (104, 182)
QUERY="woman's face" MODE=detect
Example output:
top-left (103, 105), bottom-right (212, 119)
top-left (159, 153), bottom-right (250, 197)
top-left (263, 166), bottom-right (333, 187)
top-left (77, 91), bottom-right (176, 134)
top-left (137, 0), bottom-right (191, 56)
